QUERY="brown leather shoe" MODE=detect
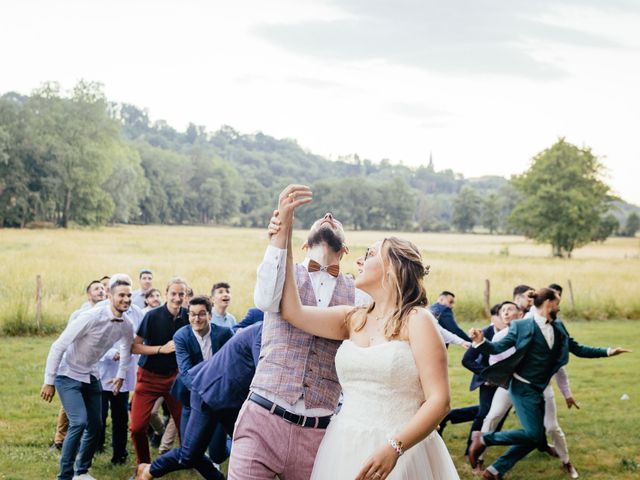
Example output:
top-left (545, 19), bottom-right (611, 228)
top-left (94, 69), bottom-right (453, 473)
top-left (563, 461), bottom-right (579, 478)
top-left (482, 469), bottom-right (501, 480)
top-left (468, 431), bottom-right (486, 469)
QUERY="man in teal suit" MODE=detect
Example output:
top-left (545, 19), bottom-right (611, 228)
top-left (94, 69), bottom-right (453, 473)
top-left (468, 288), bottom-right (630, 479)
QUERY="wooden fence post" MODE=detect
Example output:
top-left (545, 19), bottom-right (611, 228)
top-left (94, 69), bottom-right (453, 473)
top-left (35, 275), bottom-right (43, 330)
top-left (567, 279), bottom-right (576, 311)
top-left (484, 279), bottom-right (491, 317)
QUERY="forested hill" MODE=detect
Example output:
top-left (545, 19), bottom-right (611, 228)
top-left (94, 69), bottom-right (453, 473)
top-left (1, 82), bottom-right (638, 232)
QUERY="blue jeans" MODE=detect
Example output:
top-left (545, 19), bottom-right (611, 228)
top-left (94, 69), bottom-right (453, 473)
top-left (55, 375), bottom-right (102, 480)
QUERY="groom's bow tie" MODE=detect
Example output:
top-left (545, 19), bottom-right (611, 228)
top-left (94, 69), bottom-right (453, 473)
top-left (307, 260), bottom-right (340, 277)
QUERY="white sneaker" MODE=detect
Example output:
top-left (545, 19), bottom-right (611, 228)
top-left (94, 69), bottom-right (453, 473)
top-left (73, 474), bottom-right (97, 480)
top-left (563, 462), bottom-right (579, 479)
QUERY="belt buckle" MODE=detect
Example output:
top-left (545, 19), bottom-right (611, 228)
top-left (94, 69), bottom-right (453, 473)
top-left (296, 415), bottom-right (307, 427)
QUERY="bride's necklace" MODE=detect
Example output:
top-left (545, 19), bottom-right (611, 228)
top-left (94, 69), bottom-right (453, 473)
top-left (367, 312), bottom-right (390, 346)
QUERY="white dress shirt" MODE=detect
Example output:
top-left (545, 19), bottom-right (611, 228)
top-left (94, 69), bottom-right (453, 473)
top-left (97, 308), bottom-right (143, 392)
top-left (253, 244), bottom-right (340, 417)
top-left (254, 245), bottom-right (338, 312)
top-left (44, 303), bottom-right (134, 386)
top-left (193, 325), bottom-right (213, 361)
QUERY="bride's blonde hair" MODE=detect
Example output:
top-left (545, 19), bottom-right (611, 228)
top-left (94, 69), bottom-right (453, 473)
top-left (348, 237), bottom-right (429, 339)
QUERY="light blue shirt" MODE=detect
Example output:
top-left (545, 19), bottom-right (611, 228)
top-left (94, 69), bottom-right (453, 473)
top-left (211, 310), bottom-right (237, 328)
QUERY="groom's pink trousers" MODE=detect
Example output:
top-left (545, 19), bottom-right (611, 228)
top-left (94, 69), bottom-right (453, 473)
top-left (228, 400), bottom-right (326, 480)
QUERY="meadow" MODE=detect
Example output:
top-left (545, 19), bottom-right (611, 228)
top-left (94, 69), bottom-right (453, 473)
top-left (1, 225), bottom-right (639, 334)
top-left (0, 324), bottom-right (638, 479)
top-left (0, 225), bottom-right (639, 479)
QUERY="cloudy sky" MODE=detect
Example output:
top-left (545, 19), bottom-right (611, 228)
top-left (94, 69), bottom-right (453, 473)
top-left (2, 0), bottom-right (640, 204)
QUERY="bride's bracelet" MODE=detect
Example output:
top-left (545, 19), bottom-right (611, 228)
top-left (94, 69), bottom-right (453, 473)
top-left (387, 437), bottom-right (405, 456)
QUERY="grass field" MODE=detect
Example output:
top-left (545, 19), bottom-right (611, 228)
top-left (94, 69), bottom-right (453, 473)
top-left (0, 322), bottom-right (638, 479)
top-left (0, 226), bottom-right (639, 478)
top-left (1, 226), bottom-right (640, 334)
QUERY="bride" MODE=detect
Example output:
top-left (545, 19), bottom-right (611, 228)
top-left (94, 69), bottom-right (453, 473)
top-left (277, 189), bottom-right (460, 480)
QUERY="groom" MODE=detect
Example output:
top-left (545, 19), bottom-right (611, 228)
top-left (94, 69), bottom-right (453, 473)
top-left (467, 287), bottom-right (630, 479)
top-left (228, 185), bottom-right (355, 480)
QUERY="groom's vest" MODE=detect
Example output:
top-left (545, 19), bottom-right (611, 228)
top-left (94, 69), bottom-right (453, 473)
top-left (251, 263), bottom-right (355, 410)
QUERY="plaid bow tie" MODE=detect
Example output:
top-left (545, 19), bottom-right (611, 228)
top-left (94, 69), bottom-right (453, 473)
top-left (307, 259), bottom-right (340, 277)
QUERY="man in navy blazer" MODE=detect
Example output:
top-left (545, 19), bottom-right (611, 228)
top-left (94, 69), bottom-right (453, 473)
top-left (231, 307), bottom-right (264, 333)
top-left (430, 291), bottom-right (471, 343)
top-left (171, 296), bottom-right (233, 462)
top-left (135, 321), bottom-right (263, 480)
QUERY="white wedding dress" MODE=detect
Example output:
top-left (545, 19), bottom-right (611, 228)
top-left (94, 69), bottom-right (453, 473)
top-left (311, 340), bottom-right (460, 479)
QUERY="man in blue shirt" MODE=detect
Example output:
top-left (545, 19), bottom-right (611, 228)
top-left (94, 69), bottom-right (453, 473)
top-left (210, 282), bottom-right (237, 328)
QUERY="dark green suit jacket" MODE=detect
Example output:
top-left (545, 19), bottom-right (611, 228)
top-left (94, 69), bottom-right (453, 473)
top-left (477, 317), bottom-right (608, 389)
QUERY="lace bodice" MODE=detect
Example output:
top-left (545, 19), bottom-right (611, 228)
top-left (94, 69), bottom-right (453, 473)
top-left (334, 340), bottom-right (425, 431)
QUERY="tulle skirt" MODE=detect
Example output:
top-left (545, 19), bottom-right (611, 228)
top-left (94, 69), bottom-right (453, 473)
top-left (310, 416), bottom-right (460, 480)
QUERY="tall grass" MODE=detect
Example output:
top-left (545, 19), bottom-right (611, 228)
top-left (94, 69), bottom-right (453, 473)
top-left (1, 226), bottom-right (639, 334)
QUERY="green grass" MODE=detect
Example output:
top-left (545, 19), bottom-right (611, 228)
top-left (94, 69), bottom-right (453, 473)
top-left (0, 321), bottom-right (637, 479)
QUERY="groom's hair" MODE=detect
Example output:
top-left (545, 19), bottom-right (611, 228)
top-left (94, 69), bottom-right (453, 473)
top-left (532, 288), bottom-right (559, 308)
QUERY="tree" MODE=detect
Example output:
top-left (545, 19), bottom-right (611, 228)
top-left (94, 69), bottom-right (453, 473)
top-left (509, 139), bottom-right (613, 257)
top-left (592, 214), bottom-right (619, 242)
top-left (481, 193), bottom-right (500, 234)
top-left (623, 212), bottom-right (640, 237)
top-left (453, 186), bottom-right (480, 232)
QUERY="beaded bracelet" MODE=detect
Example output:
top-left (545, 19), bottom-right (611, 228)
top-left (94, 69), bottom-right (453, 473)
top-left (387, 437), bottom-right (405, 456)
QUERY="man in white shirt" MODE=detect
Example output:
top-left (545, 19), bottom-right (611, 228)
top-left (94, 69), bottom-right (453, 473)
top-left (75, 280), bottom-right (107, 318)
top-left (41, 275), bottom-right (135, 480)
top-left (131, 269), bottom-right (154, 309)
top-left (50, 280), bottom-right (108, 452)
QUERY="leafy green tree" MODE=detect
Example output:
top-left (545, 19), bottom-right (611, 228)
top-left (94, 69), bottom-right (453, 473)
top-left (481, 193), bottom-right (500, 234)
top-left (453, 186), bottom-right (480, 232)
top-left (623, 212), bottom-right (640, 237)
top-left (592, 214), bottom-right (619, 242)
top-left (509, 138), bottom-right (613, 257)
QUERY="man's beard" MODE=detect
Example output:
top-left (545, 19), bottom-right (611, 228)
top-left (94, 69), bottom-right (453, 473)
top-left (307, 227), bottom-right (343, 253)
top-left (550, 310), bottom-right (558, 321)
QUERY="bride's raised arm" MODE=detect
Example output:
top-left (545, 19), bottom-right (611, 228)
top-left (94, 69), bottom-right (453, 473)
top-left (278, 194), bottom-right (351, 341)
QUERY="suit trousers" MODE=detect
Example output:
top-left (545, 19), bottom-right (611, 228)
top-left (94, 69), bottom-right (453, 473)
top-left (228, 399), bottom-right (326, 480)
top-left (54, 406), bottom-right (69, 445)
top-left (180, 404), bottom-right (230, 464)
top-left (483, 379), bottom-right (546, 476)
top-left (150, 392), bottom-right (235, 479)
top-left (130, 368), bottom-right (182, 464)
top-left (98, 390), bottom-right (129, 462)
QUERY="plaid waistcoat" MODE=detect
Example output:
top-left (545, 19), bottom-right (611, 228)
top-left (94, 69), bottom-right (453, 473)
top-left (251, 263), bottom-right (355, 410)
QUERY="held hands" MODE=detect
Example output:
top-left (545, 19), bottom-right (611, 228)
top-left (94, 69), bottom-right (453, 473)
top-left (565, 397), bottom-right (580, 409)
top-left (355, 444), bottom-right (399, 480)
top-left (468, 328), bottom-right (484, 344)
top-left (40, 384), bottom-right (55, 403)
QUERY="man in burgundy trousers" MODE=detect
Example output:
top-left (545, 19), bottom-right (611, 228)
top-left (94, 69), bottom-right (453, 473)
top-left (228, 185), bottom-right (355, 479)
top-left (130, 278), bottom-right (190, 466)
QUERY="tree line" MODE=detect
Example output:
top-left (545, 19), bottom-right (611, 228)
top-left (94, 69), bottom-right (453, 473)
top-left (1, 81), bottom-right (638, 256)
